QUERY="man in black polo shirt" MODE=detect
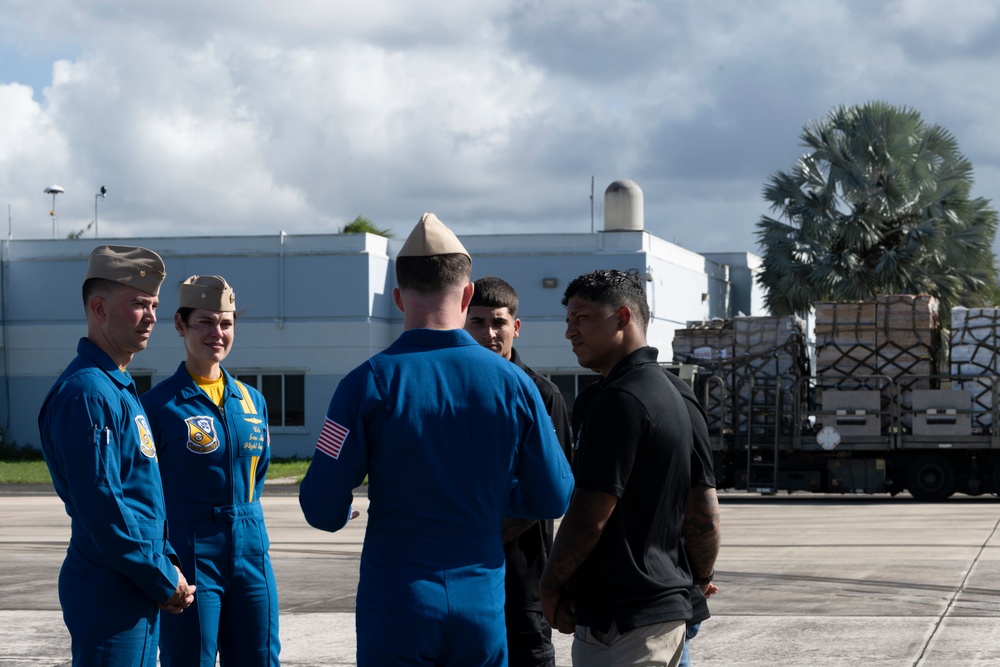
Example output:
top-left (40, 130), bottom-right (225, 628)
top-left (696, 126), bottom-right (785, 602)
top-left (540, 268), bottom-right (720, 666)
top-left (465, 276), bottom-right (573, 667)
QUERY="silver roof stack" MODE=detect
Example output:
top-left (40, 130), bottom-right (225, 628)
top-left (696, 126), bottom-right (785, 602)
top-left (604, 179), bottom-right (644, 231)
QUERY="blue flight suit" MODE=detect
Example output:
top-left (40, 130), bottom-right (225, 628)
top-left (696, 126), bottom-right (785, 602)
top-left (38, 338), bottom-right (180, 667)
top-left (142, 362), bottom-right (280, 666)
top-left (299, 328), bottom-right (574, 667)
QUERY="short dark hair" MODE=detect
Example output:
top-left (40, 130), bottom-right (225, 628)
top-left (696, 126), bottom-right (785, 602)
top-left (470, 276), bottom-right (518, 317)
top-left (562, 268), bottom-right (649, 331)
top-left (176, 307), bottom-right (195, 324)
top-left (82, 277), bottom-right (128, 307)
top-left (395, 254), bottom-right (472, 294)
top-left (176, 307), bottom-right (241, 324)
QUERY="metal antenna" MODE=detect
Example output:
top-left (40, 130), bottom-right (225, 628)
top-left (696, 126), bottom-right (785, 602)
top-left (95, 186), bottom-right (107, 237)
top-left (44, 185), bottom-right (64, 239)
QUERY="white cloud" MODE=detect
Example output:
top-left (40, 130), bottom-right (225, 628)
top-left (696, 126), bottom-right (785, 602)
top-left (0, 0), bottom-right (997, 258)
top-left (887, 0), bottom-right (1000, 43)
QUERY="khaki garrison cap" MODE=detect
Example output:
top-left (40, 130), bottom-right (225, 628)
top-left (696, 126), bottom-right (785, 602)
top-left (85, 245), bottom-right (166, 296)
top-left (398, 212), bottom-right (471, 261)
top-left (178, 275), bottom-right (236, 312)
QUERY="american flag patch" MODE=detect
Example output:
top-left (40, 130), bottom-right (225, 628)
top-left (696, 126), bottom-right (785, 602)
top-left (316, 418), bottom-right (349, 459)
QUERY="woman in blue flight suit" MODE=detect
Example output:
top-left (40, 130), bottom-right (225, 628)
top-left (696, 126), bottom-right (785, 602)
top-left (142, 275), bottom-right (280, 666)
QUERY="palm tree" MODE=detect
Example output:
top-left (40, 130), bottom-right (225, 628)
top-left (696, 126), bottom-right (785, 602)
top-left (339, 215), bottom-right (393, 238)
top-left (756, 101), bottom-right (998, 317)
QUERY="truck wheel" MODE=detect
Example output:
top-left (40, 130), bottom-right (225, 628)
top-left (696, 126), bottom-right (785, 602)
top-left (906, 455), bottom-right (957, 502)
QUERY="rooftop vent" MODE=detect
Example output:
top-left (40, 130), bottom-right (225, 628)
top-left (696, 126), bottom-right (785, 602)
top-left (604, 179), bottom-right (643, 231)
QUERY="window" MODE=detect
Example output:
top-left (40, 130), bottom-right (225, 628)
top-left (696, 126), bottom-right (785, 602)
top-left (234, 372), bottom-right (305, 427)
top-left (548, 372), bottom-right (600, 415)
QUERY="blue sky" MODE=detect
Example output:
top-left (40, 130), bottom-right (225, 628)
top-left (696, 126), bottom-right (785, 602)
top-left (1, 0), bottom-right (999, 258)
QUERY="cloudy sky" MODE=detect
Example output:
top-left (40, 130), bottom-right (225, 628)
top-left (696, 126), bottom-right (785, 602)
top-left (1, 0), bottom-right (999, 256)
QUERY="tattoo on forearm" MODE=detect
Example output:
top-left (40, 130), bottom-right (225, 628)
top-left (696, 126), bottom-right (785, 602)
top-left (684, 486), bottom-right (721, 576)
top-left (542, 489), bottom-right (617, 590)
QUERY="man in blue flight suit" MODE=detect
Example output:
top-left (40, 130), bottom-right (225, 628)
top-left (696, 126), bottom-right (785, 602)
top-left (465, 275), bottom-right (573, 667)
top-left (299, 213), bottom-right (574, 667)
top-left (38, 245), bottom-right (195, 666)
top-left (142, 275), bottom-right (280, 666)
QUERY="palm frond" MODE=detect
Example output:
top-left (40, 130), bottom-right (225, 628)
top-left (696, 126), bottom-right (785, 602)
top-left (755, 101), bottom-right (999, 315)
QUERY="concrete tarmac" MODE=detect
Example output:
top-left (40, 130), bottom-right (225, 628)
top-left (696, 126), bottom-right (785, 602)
top-left (3, 483), bottom-right (1000, 666)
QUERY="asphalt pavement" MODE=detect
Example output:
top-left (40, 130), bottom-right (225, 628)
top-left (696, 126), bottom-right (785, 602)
top-left (3, 482), bottom-right (1000, 666)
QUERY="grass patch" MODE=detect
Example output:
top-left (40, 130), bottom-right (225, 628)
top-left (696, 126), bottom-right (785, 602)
top-left (0, 459), bottom-right (313, 486)
top-left (0, 460), bottom-right (52, 485)
top-left (269, 458), bottom-right (311, 482)
top-left (0, 455), bottom-right (360, 487)
top-left (268, 457), bottom-right (368, 487)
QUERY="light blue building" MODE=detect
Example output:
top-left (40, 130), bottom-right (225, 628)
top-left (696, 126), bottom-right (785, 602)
top-left (0, 180), bottom-right (763, 457)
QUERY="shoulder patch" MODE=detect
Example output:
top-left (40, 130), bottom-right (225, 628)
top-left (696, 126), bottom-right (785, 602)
top-left (316, 418), bottom-right (349, 459)
top-left (135, 414), bottom-right (156, 458)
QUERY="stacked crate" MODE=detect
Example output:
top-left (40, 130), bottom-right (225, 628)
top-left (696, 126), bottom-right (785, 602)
top-left (671, 318), bottom-right (734, 364)
top-left (950, 307), bottom-right (1000, 431)
top-left (731, 316), bottom-right (807, 436)
top-left (876, 295), bottom-right (940, 425)
top-left (671, 319), bottom-right (735, 432)
top-left (814, 296), bottom-right (940, 429)
top-left (673, 316), bottom-right (806, 435)
top-left (814, 301), bottom-right (878, 387)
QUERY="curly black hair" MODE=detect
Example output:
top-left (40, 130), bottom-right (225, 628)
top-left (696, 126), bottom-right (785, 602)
top-left (562, 268), bottom-right (649, 331)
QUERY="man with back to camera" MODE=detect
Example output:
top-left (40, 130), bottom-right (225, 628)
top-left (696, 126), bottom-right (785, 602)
top-left (37, 245), bottom-right (195, 666)
top-left (465, 275), bottom-right (573, 667)
top-left (299, 213), bottom-right (574, 667)
top-left (540, 268), bottom-right (721, 667)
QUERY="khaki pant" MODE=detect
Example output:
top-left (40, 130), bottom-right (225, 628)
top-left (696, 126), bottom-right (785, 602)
top-left (572, 619), bottom-right (686, 667)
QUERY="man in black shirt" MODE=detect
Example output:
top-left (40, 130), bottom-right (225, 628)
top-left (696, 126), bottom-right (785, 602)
top-left (466, 276), bottom-right (572, 667)
top-left (541, 268), bottom-right (721, 666)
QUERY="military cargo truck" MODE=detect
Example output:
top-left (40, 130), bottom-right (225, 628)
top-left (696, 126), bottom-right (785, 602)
top-left (672, 296), bottom-right (1000, 501)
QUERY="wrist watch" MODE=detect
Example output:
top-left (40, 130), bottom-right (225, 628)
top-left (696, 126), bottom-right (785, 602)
top-left (695, 571), bottom-right (715, 586)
